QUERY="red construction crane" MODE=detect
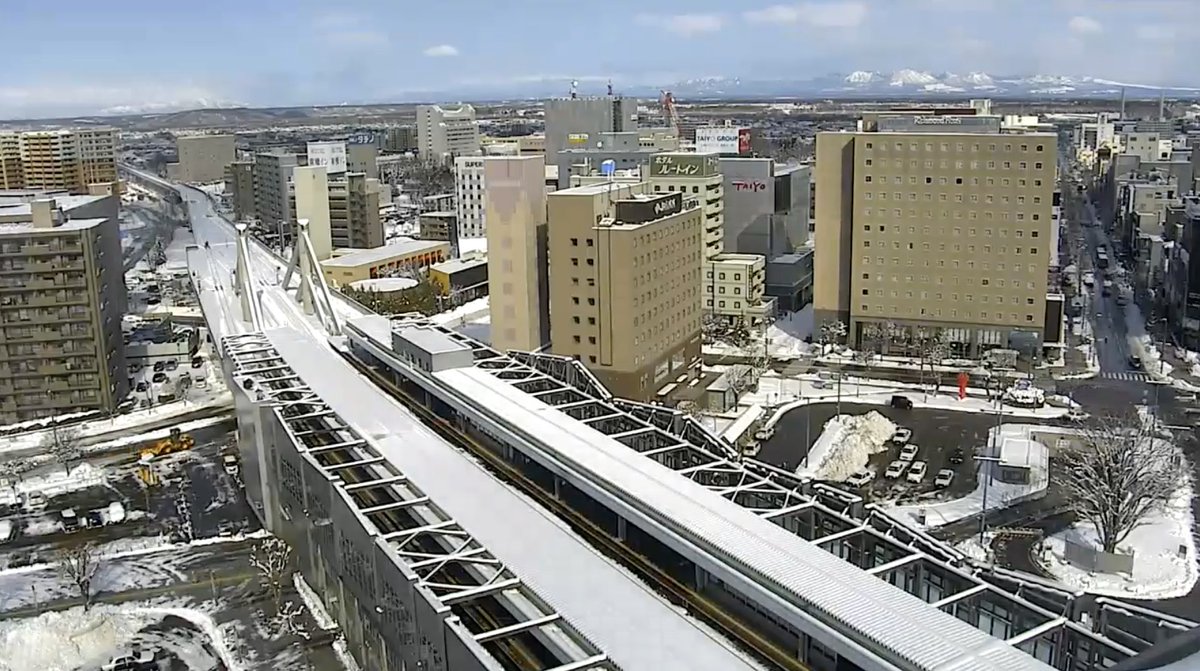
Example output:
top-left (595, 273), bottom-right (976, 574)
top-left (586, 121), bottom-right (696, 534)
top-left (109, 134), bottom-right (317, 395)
top-left (660, 90), bottom-right (682, 136)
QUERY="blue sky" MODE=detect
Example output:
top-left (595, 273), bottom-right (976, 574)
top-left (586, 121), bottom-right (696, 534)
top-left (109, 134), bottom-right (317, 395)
top-left (3, 0), bottom-right (1198, 118)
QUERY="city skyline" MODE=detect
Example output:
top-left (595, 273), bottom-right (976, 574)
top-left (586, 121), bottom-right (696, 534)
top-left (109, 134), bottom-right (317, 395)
top-left (4, 0), bottom-right (1200, 118)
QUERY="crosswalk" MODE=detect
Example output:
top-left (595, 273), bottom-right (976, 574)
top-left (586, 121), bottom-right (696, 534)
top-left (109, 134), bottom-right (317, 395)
top-left (1099, 370), bottom-right (1155, 382)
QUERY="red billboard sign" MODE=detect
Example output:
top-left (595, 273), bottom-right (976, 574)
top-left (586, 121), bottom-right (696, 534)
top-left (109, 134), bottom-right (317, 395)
top-left (738, 128), bottom-right (752, 154)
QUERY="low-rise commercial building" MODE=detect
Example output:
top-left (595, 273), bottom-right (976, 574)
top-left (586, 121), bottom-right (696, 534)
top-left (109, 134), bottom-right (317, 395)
top-left (0, 193), bottom-right (128, 422)
top-left (428, 254), bottom-right (488, 307)
top-left (320, 238), bottom-right (449, 288)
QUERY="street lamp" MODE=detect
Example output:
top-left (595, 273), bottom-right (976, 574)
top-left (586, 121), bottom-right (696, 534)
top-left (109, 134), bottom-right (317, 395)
top-left (976, 391), bottom-right (1006, 544)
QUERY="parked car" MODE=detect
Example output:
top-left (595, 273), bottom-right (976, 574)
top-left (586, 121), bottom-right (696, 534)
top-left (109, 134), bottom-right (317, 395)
top-left (890, 395), bottom-right (914, 410)
top-left (948, 447), bottom-right (966, 465)
top-left (60, 508), bottom-right (80, 531)
top-left (1129, 355), bottom-right (1143, 370)
top-left (153, 361), bottom-right (166, 373)
top-left (899, 443), bottom-right (919, 462)
top-left (1067, 407), bottom-right (1088, 422)
top-left (152, 372), bottom-right (167, 384)
top-left (906, 461), bottom-right (929, 484)
top-left (165, 359), bottom-right (178, 372)
top-left (844, 469), bottom-right (874, 488)
top-left (102, 648), bottom-right (154, 671)
top-left (223, 454), bottom-right (239, 477)
top-left (934, 469), bottom-right (955, 488)
top-left (884, 460), bottom-right (909, 479)
top-left (23, 492), bottom-right (47, 514)
top-left (890, 428), bottom-right (913, 445)
top-left (135, 382), bottom-right (148, 393)
top-left (0, 519), bottom-right (13, 543)
top-left (191, 356), bottom-right (204, 369)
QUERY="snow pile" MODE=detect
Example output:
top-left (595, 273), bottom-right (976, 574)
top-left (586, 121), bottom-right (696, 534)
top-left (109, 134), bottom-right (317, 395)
top-left (138, 606), bottom-right (245, 671)
top-left (765, 306), bottom-right (815, 358)
top-left (433, 296), bottom-right (489, 328)
top-left (954, 532), bottom-right (997, 564)
top-left (14, 462), bottom-right (106, 498)
top-left (294, 574), bottom-right (338, 630)
top-left (798, 411), bottom-right (896, 481)
top-left (0, 604), bottom-right (159, 671)
top-left (1040, 469), bottom-right (1198, 599)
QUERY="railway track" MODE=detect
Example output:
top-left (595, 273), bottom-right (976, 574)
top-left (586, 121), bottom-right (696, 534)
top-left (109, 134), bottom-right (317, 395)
top-left (340, 350), bottom-right (807, 671)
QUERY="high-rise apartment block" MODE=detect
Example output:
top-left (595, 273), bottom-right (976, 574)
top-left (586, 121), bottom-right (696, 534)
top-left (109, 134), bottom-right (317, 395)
top-left (169, 134), bottom-right (236, 183)
top-left (383, 125), bottom-right (417, 154)
top-left (328, 173), bottom-right (385, 250)
top-left (416, 104), bottom-right (481, 163)
top-left (225, 160), bottom-right (255, 221)
top-left (546, 182), bottom-right (703, 400)
top-left (253, 151), bottom-right (299, 237)
top-left (484, 156), bottom-right (549, 352)
top-left (0, 193), bottom-right (128, 422)
top-left (0, 129), bottom-right (118, 193)
top-left (453, 156), bottom-right (486, 238)
top-left (814, 112), bottom-right (1058, 356)
top-left (646, 152), bottom-right (775, 325)
top-left (544, 96), bottom-right (636, 158)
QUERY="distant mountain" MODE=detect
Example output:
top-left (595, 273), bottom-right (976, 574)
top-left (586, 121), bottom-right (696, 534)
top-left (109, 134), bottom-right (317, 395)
top-left (649, 70), bottom-right (1200, 100)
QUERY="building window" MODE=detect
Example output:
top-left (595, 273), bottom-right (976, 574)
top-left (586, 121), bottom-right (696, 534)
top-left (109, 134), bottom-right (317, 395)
top-left (570, 238), bottom-right (578, 246)
top-left (573, 336), bottom-right (581, 343)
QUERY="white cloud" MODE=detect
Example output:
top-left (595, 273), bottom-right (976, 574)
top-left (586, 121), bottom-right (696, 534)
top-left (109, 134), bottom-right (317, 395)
top-left (635, 13), bottom-right (725, 37)
top-left (744, 2), bottom-right (868, 28)
top-left (1067, 15), bottom-right (1103, 35)
top-left (423, 44), bottom-right (459, 57)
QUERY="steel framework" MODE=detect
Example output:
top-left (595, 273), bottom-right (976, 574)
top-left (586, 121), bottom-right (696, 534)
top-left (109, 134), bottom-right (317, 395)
top-left (222, 333), bottom-right (615, 671)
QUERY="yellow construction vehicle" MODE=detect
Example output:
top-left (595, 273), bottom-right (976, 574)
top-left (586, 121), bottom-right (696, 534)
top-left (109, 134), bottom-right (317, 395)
top-left (139, 428), bottom-right (195, 462)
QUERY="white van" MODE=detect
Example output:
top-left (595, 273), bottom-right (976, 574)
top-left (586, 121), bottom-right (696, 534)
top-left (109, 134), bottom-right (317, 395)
top-left (0, 519), bottom-right (13, 543)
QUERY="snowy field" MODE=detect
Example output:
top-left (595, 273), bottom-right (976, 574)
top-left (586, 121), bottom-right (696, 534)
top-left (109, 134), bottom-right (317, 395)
top-left (798, 412), bottom-right (896, 481)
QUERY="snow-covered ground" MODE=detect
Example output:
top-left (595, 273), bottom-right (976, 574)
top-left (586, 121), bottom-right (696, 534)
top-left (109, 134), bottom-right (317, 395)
top-left (704, 305), bottom-right (816, 360)
top-left (884, 423), bottom-right (1053, 529)
top-left (1039, 452), bottom-right (1198, 600)
top-left (433, 296), bottom-right (491, 343)
top-left (749, 372), bottom-right (1069, 429)
top-left (798, 411), bottom-right (896, 481)
top-left (0, 404), bottom-right (232, 458)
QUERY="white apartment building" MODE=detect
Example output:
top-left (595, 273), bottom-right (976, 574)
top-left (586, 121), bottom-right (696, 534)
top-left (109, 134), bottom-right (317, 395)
top-left (454, 156), bottom-right (486, 238)
top-left (417, 104), bottom-right (481, 163)
top-left (1121, 131), bottom-right (1173, 162)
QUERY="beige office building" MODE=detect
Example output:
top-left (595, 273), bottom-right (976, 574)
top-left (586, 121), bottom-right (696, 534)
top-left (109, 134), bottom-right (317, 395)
top-left (0, 193), bottom-right (129, 422)
top-left (484, 156), bottom-right (549, 352)
top-left (547, 182), bottom-right (703, 400)
top-left (225, 160), bottom-right (255, 221)
top-left (814, 113), bottom-right (1058, 356)
top-left (170, 134), bottom-right (236, 183)
top-left (416, 104), bottom-right (481, 163)
top-left (4, 129), bottom-right (117, 193)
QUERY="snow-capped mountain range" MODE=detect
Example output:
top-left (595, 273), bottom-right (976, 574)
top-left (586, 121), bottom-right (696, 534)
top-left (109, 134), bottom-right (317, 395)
top-left (647, 70), bottom-right (1200, 99)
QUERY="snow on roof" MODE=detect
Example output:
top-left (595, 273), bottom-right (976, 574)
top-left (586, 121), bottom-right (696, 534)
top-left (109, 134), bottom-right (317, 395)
top-left (998, 437), bottom-right (1040, 469)
top-left (265, 327), bottom-right (764, 671)
top-left (322, 238), bottom-right (448, 268)
top-left (432, 365), bottom-right (1051, 671)
top-left (0, 216), bottom-right (107, 234)
top-left (349, 277), bottom-right (418, 292)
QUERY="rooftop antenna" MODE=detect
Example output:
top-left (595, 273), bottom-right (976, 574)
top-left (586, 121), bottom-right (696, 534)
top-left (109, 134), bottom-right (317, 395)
top-left (570, 80), bottom-right (579, 100)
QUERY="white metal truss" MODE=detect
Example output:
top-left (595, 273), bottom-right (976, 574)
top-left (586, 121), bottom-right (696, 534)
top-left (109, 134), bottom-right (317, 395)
top-left (280, 218), bottom-right (341, 335)
top-left (221, 333), bottom-right (617, 671)
top-left (233, 223), bottom-right (264, 329)
top-left (390, 317), bottom-right (1151, 670)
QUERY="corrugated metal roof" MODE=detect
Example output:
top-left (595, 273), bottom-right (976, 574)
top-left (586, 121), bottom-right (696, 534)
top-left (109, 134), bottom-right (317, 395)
top-left (435, 365), bottom-right (1055, 671)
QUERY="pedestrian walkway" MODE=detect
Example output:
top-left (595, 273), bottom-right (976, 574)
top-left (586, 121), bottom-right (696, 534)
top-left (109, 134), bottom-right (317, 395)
top-left (1099, 370), bottom-right (1155, 382)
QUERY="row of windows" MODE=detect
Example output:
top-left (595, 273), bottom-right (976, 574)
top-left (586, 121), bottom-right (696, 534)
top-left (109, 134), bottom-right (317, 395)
top-left (863, 288), bottom-right (1037, 306)
top-left (864, 140), bottom-right (1046, 153)
top-left (863, 224), bottom-right (1039, 238)
top-left (865, 177), bottom-right (1044, 197)
top-left (864, 159), bottom-right (1045, 171)
top-left (858, 266), bottom-right (1041, 287)
top-left (863, 239), bottom-right (1038, 256)
top-left (860, 302), bottom-right (1039, 323)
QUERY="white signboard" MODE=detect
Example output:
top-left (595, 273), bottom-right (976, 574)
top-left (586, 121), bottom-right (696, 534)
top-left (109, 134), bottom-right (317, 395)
top-left (306, 141), bottom-right (347, 175)
top-left (695, 127), bottom-right (747, 155)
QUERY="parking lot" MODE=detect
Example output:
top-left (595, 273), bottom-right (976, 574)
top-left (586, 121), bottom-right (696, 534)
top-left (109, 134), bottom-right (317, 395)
top-left (759, 401), bottom-right (1021, 503)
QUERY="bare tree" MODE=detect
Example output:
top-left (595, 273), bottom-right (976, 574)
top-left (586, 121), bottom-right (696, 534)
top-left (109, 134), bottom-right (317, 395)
top-left (914, 329), bottom-right (950, 392)
top-left (57, 542), bottom-right (101, 610)
top-left (43, 425), bottom-right (82, 475)
top-left (251, 536), bottom-right (293, 614)
top-left (1057, 415), bottom-right (1181, 553)
top-left (818, 320), bottom-right (847, 354)
top-left (272, 599), bottom-right (310, 640)
top-left (0, 458), bottom-right (33, 482)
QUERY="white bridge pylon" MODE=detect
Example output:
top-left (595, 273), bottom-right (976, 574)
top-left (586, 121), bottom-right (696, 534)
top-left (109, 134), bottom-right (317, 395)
top-left (234, 223), bottom-right (264, 330)
top-left (280, 218), bottom-right (342, 335)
